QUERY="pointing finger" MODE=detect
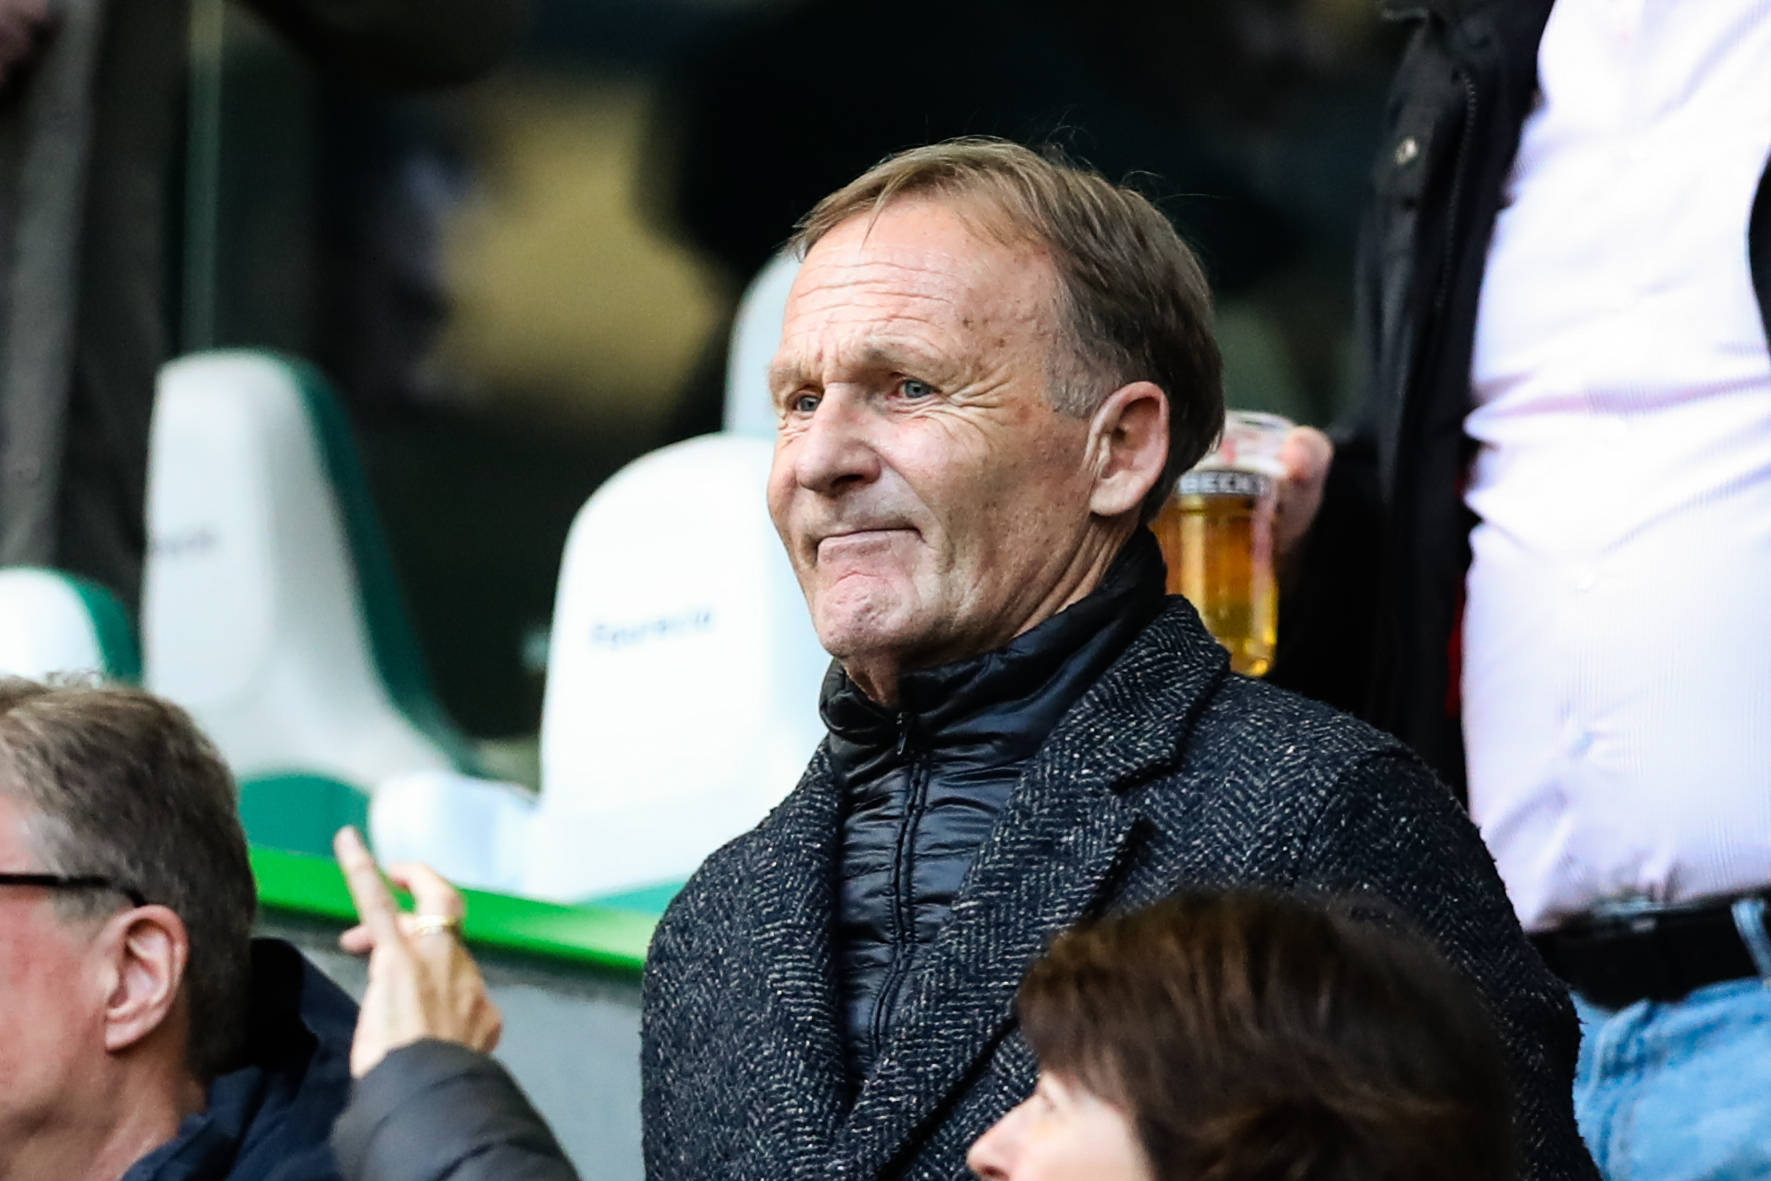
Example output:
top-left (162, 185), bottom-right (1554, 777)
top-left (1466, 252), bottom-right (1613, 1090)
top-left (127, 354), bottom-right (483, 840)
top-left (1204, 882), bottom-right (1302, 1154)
top-left (334, 827), bottom-right (406, 950)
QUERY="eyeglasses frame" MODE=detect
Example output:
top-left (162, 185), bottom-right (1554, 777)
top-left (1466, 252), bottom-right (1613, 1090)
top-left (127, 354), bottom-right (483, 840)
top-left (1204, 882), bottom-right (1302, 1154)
top-left (0, 871), bottom-right (148, 908)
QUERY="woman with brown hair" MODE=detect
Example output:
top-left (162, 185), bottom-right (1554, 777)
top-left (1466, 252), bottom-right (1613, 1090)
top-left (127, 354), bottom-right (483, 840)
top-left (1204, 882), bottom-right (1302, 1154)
top-left (967, 890), bottom-right (1517, 1181)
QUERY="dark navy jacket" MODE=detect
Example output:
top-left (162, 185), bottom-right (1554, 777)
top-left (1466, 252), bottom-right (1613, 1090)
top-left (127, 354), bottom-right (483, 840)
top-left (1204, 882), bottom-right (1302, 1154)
top-left (122, 939), bottom-right (357, 1181)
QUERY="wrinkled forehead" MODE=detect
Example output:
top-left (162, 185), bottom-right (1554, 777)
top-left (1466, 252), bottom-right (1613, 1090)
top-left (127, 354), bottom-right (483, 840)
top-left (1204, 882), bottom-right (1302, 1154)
top-left (771, 203), bottom-right (1057, 389)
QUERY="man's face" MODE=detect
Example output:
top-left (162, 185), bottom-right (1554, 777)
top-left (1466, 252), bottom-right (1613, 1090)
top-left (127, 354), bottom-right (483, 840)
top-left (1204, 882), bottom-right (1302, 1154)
top-left (966, 1071), bottom-right (1155, 1181)
top-left (0, 795), bottom-right (110, 1154)
top-left (767, 199), bottom-right (1105, 698)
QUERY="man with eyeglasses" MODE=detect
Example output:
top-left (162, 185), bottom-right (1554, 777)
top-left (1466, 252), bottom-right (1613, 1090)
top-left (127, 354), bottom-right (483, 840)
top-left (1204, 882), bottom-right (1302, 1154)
top-left (0, 677), bottom-right (356, 1181)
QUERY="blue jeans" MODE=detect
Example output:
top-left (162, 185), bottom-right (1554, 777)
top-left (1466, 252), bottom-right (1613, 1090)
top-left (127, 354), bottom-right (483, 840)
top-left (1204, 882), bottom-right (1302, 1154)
top-left (1575, 976), bottom-right (1771, 1179)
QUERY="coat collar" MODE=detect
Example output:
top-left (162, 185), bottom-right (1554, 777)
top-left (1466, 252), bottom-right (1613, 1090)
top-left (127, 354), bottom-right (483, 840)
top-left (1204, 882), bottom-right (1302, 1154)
top-left (740, 746), bottom-right (856, 1162)
top-left (119, 941), bottom-right (354, 1181)
top-left (820, 529), bottom-right (1169, 777)
top-left (832, 598), bottom-right (1229, 1176)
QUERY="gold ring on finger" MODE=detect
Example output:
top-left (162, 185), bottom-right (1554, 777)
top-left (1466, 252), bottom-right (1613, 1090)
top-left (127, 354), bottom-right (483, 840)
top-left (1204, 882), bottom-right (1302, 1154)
top-left (411, 913), bottom-right (463, 939)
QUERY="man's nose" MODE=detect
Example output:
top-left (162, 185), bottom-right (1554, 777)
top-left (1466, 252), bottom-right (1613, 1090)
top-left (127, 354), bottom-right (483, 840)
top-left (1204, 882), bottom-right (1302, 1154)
top-left (789, 387), bottom-right (881, 495)
top-left (965, 1103), bottom-right (1025, 1179)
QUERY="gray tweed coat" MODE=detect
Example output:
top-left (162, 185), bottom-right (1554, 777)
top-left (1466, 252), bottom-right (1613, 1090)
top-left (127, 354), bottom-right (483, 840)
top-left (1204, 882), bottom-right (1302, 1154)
top-left (641, 598), bottom-right (1596, 1181)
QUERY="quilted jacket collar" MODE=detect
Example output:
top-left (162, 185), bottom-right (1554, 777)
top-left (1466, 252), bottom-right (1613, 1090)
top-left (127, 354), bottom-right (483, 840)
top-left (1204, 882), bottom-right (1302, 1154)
top-left (743, 573), bottom-right (1232, 1177)
top-left (820, 528), bottom-right (1169, 782)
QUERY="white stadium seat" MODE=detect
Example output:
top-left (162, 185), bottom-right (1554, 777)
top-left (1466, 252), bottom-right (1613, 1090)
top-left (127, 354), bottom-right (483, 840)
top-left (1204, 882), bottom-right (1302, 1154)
top-left (0, 567), bottom-right (139, 681)
top-left (144, 351), bottom-right (473, 798)
top-left (372, 433), bottom-right (829, 903)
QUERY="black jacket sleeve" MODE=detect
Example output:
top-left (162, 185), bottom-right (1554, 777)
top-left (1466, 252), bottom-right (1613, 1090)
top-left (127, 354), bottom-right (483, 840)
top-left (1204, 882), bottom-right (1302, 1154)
top-left (239, 0), bottom-right (527, 88)
top-left (1266, 412), bottom-right (1384, 718)
top-left (1296, 750), bottom-right (1599, 1181)
top-left (1266, 166), bottom-right (1392, 721)
top-left (331, 1040), bottom-right (582, 1181)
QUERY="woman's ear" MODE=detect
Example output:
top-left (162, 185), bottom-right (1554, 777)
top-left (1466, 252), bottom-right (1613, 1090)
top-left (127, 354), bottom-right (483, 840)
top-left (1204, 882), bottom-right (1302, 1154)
top-left (1086, 381), bottom-right (1169, 519)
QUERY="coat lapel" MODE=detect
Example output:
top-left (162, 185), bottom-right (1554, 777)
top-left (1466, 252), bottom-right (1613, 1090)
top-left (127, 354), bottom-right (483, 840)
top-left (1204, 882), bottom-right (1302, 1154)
top-left (837, 601), bottom-right (1228, 1177)
top-left (741, 747), bottom-right (855, 1162)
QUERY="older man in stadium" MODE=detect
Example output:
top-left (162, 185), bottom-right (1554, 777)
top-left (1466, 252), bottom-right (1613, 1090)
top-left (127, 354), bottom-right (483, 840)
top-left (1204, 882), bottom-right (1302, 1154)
top-left (638, 137), bottom-right (1590, 1181)
top-left (330, 139), bottom-right (1595, 1181)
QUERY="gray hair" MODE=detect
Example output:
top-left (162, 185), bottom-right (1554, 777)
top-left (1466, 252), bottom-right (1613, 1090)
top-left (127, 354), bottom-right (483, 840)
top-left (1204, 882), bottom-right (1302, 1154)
top-left (0, 678), bottom-right (255, 1080)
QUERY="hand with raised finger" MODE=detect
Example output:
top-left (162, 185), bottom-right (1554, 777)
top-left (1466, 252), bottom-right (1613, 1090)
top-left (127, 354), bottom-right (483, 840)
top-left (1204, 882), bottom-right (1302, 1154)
top-left (334, 827), bottom-right (503, 1079)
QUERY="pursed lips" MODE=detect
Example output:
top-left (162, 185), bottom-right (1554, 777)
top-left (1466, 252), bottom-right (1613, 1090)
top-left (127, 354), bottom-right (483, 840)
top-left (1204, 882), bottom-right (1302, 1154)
top-left (814, 526), bottom-right (916, 563)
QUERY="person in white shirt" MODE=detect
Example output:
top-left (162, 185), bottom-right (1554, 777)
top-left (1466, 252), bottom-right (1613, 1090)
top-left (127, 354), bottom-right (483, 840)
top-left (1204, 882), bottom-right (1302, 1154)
top-left (1272, 0), bottom-right (1771, 1176)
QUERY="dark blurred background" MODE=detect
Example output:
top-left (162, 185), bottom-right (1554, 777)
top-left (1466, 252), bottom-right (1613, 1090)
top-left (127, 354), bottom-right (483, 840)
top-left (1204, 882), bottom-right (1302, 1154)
top-left (186, 0), bottom-right (1404, 740)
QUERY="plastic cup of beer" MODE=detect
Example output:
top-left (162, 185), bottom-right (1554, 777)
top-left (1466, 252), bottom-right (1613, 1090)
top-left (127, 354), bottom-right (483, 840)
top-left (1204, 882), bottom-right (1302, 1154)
top-left (1151, 411), bottom-right (1291, 677)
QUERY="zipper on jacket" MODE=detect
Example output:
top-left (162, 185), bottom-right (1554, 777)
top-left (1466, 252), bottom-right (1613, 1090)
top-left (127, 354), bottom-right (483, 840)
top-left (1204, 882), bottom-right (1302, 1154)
top-left (867, 716), bottom-right (929, 1062)
top-left (1375, 4), bottom-right (1476, 324)
top-left (1388, 4), bottom-right (1480, 480)
top-left (1431, 71), bottom-right (1479, 320)
top-left (1396, 62), bottom-right (1477, 536)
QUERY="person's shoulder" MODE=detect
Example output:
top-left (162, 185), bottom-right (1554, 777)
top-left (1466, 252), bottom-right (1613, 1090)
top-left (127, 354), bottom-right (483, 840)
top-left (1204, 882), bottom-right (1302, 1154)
top-left (1205, 672), bottom-right (1407, 761)
top-left (1116, 602), bottom-right (1407, 762)
top-left (1128, 666), bottom-right (1428, 829)
top-left (1086, 600), bottom-right (1408, 785)
top-left (1183, 676), bottom-right (1466, 848)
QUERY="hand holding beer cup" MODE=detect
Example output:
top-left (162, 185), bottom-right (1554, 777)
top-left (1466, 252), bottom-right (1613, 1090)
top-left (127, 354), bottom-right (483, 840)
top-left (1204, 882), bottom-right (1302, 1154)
top-left (1152, 414), bottom-right (1332, 676)
top-left (1274, 426), bottom-right (1333, 568)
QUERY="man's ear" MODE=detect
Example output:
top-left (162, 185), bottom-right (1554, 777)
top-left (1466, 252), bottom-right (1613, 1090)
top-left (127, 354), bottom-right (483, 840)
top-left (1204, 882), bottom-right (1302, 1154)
top-left (101, 905), bottom-right (190, 1055)
top-left (1086, 381), bottom-right (1169, 518)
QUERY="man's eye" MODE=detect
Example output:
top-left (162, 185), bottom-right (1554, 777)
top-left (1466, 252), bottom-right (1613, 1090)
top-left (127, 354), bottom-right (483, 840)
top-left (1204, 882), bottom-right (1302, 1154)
top-left (789, 392), bottom-right (820, 414)
top-left (899, 378), bottom-right (935, 399)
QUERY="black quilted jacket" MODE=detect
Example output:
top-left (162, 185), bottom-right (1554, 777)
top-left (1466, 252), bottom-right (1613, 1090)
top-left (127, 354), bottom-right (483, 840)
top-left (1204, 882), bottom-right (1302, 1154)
top-left (641, 591), bottom-right (1598, 1181)
top-left (826, 533), bottom-right (1165, 1081)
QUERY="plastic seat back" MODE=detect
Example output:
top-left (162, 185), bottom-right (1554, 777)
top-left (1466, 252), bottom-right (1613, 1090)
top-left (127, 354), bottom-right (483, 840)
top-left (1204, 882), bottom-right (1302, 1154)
top-left (0, 568), bottom-right (139, 681)
top-left (369, 768), bottom-right (535, 894)
top-left (144, 350), bottom-right (471, 791)
top-left (521, 433), bottom-right (827, 900)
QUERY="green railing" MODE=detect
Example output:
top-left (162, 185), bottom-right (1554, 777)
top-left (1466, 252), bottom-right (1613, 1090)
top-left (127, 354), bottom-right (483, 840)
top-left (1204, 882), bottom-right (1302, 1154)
top-left (251, 846), bottom-right (655, 975)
